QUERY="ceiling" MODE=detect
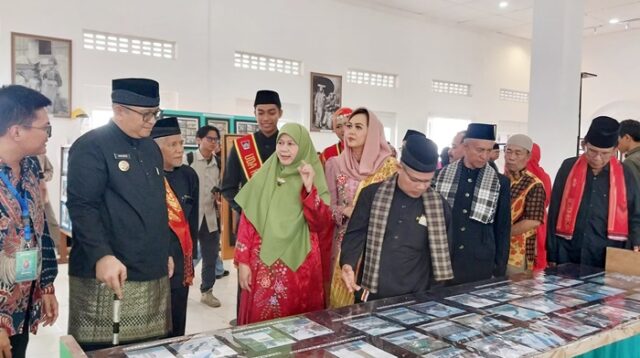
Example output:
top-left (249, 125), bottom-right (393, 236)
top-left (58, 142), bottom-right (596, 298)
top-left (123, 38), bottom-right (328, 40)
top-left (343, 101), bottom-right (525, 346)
top-left (339, 0), bottom-right (640, 39)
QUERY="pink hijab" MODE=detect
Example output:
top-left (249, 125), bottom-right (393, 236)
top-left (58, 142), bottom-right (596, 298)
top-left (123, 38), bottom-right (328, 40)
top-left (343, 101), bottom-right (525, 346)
top-left (335, 108), bottom-right (393, 181)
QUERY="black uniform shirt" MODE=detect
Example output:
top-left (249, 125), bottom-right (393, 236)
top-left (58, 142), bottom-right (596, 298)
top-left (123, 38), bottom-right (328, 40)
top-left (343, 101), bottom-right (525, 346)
top-left (220, 130), bottom-right (277, 212)
top-left (443, 165), bottom-right (511, 284)
top-left (67, 121), bottom-right (170, 281)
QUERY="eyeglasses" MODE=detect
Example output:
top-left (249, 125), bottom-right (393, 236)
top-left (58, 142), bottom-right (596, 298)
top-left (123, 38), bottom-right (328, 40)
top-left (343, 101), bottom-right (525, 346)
top-left (119, 104), bottom-right (161, 123)
top-left (204, 136), bottom-right (220, 143)
top-left (22, 124), bottom-right (52, 138)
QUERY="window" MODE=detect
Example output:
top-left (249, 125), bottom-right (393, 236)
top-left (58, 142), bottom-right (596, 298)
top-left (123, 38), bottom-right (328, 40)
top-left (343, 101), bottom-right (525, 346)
top-left (427, 117), bottom-right (471, 153)
top-left (83, 30), bottom-right (175, 59)
top-left (432, 80), bottom-right (471, 96)
top-left (79, 109), bottom-right (113, 135)
top-left (233, 51), bottom-right (301, 76)
top-left (500, 89), bottom-right (529, 103)
top-left (347, 70), bottom-right (397, 88)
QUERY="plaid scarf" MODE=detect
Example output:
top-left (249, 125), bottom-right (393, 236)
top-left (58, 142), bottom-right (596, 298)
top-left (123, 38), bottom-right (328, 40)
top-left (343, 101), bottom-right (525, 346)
top-left (435, 160), bottom-right (501, 224)
top-left (361, 175), bottom-right (453, 294)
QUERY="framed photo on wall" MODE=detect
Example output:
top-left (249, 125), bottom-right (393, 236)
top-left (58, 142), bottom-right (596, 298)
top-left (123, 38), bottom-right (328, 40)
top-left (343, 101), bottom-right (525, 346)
top-left (310, 72), bottom-right (342, 132)
top-left (11, 32), bottom-right (72, 118)
top-left (234, 119), bottom-right (259, 134)
top-left (206, 117), bottom-right (230, 138)
top-left (175, 116), bottom-right (199, 147)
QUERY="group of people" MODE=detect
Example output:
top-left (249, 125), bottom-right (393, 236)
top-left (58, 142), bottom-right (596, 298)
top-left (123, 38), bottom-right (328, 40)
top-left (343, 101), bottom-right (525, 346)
top-left (1, 79), bottom-right (640, 356)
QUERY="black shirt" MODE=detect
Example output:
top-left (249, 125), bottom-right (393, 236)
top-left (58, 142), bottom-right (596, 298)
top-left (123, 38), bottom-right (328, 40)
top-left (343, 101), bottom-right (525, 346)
top-left (165, 165), bottom-right (199, 289)
top-left (340, 182), bottom-right (452, 299)
top-left (220, 130), bottom-right (277, 212)
top-left (547, 157), bottom-right (640, 267)
top-left (442, 165), bottom-right (512, 285)
top-left (67, 121), bottom-right (170, 281)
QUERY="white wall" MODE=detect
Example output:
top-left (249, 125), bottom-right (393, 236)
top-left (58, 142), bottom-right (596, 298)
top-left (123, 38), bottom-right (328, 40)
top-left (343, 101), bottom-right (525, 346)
top-left (0, 0), bottom-right (211, 218)
top-left (1, 0), bottom-right (532, 219)
top-left (582, 29), bottom-right (640, 133)
top-left (207, 0), bottom-right (531, 151)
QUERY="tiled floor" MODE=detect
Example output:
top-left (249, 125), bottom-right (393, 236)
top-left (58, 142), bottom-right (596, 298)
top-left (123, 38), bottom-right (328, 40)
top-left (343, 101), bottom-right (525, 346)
top-left (27, 261), bottom-right (238, 357)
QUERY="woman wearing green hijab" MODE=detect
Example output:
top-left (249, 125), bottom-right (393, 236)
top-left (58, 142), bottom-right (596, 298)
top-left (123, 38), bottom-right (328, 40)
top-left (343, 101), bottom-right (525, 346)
top-left (234, 123), bottom-right (333, 325)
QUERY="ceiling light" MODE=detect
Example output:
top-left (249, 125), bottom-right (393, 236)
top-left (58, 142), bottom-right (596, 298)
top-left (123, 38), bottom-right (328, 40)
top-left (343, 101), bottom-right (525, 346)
top-left (625, 23), bottom-right (630, 30)
top-left (499, 1), bottom-right (509, 8)
top-left (609, 18), bottom-right (620, 24)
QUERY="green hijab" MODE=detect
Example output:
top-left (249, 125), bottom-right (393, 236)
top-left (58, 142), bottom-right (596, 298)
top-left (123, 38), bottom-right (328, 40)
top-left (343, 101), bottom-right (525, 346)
top-left (235, 123), bottom-right (330, 271)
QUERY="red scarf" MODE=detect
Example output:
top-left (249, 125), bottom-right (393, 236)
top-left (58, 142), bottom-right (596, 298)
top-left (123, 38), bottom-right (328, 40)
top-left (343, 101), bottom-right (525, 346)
top-left (526, 144), bottom-right (552, 270)
top-left (164, 178), bottom-right (194, 286)
top-left (556, 155), bottom-right (628, 241)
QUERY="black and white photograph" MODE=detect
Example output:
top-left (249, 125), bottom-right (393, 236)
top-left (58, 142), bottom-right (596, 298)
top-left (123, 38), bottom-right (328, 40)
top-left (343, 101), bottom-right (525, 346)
top-left (409, 301), bottom-right (465, 318)
top-left (168, 334), bottom-right (237, 357)
top-left (535, 317), bottom-right (600, 338)
top-left (376, 306), bottom-right (433, 325)
top-left (445, 293), bottom-right (498, 308)
top-left (511, 295), bottom-right (568, 313)
top-left (555, 287), bottom-right (607, 302)
top-left (12, 32), bottom-right (72, 118)
top-left (381, 330), bottom-right (450, 355)
top-left (534, 274), bottom-right (583, 287)
top-left (513, 279), bottom-right (563, 292)
top-left (488, 304), bottom-right (547, 321)
top-left (451, 313), bottom-right (513, 333)
top-left (272, 317), bottom-right (333, 340)
top-left (343, 315), bottom-right (404, 336)
top-left (472, 287), bottom-right (522, 302)
top-left (465, 335), bottom-right (537, 358)
top-left (234, 119), bottom-right (259, 134)
top-left (310, 72), bottom-right (342, 132)
top-left (423, 347), bottom-right (482, 358)
top-left (561, 304), bottom-right (640, 328)
top-left (574, 283), bottom-right (627, 297)
top-left (206, 117), bottom-right (230, 139)
top-left (324, 339), bottom-right (395, 358)
top-left (501, 327), bottom-right (566, 351)
top-left (417, 320), bottom-right (482, 344)
top-left (545, 293), bottom-right (587, 308)
top-left (175, 116), bottom-right (199, 147)
top-left (495, 284), bottom-right (543, 298)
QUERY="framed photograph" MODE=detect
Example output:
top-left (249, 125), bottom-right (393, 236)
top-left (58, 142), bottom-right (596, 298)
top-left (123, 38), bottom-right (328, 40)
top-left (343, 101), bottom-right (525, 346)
top-left (220, 134), bottom-right (244, 260)
top-left (234, 119), bottom-right (259, 135)
top-left (175, 116), bottom-right (199, 147)
top-left (11, 32), bottom-right (72, 118)
top-left (310, 72), bottom-right (342, 132)
top-left (206, 117), bottom-right (230, 138)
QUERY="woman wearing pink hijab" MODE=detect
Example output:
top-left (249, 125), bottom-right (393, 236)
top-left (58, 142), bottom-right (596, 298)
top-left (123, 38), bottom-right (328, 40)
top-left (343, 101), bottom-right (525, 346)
top-left (324, 107), bottom-right (397, 308)
top-left (526, 143), bottom-right (552, 270)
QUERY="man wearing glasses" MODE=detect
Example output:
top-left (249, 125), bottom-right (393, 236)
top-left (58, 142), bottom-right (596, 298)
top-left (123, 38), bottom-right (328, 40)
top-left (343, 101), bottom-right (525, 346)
top-left (547, 116), bottom-right (640, 268)
top-left (503, 134), bottom-right (545, 273)
top-left (185, 125), bottom-right (223, 308)
top-left (340, 135), bottom-right (454, 302)
top-left (67, 78), bottom-right (172, 350)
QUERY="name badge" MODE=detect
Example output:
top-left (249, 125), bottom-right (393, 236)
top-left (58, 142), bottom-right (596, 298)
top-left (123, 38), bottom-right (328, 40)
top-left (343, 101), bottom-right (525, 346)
top-left (114, 153), bottom-right (131, 160)
top-left (15, 249), bottom-right (39, 282)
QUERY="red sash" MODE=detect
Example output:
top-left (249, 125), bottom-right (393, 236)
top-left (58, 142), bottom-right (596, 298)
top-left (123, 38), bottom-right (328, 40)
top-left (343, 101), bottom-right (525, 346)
top-left (556, 155), bottom-right (628, 241)
top-left (320, 142), bottom-right (344, 166)
top-left (164, 178), bottom-right (194, 286)
top-left (234, 134), bottom-right (263, 180)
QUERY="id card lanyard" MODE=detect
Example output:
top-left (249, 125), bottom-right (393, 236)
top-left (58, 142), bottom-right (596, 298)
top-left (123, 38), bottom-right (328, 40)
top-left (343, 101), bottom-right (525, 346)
top-left (0, 171), bottom-right (33, 247)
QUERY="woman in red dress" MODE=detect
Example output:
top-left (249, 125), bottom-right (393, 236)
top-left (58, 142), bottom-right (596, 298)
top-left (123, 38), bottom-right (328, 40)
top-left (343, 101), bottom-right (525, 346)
top-left (234, 123), bottom-right (333, 325)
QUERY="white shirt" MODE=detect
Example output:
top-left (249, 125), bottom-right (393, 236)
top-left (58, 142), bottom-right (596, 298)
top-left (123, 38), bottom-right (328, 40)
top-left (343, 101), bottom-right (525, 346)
top-left (184, 149), bottom-right (220, 232)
